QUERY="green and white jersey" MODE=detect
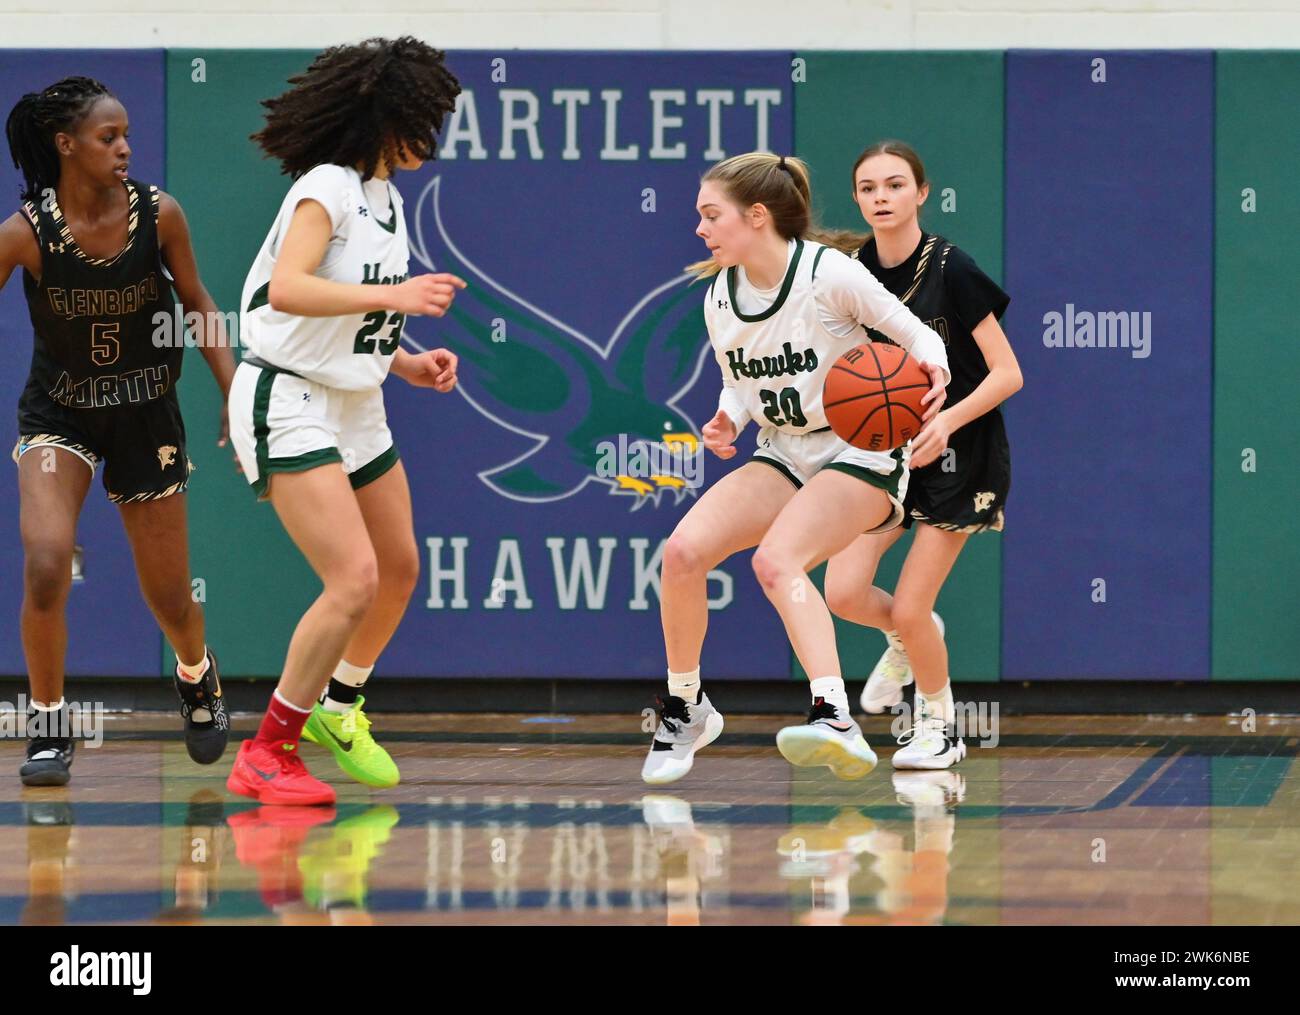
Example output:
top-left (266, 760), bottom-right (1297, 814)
top-left (240, 163), bottom-right (409, 391)
top-left (706, 239), bottom-right (951, 435)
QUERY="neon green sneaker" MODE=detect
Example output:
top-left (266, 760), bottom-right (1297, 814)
top-left (299, 805), bottom-right (401, 911)
top-left (301, 696), bottom-right (400, 789)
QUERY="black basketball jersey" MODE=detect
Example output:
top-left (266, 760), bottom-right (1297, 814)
top-left (858, 233), bottom-right (1008, 406)
top-left (19, 179), bottom-right (180, 411)
top-left (859, 233), bottom-right (1013, 529)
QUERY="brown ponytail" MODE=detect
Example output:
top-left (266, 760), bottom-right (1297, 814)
top-left (687, 151), bottom-right (867, 278)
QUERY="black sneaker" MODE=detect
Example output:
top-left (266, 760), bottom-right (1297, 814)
top-left (20, 736), bottom-right (75, 787)
top-left (173, 650), bottom-right (230, 765)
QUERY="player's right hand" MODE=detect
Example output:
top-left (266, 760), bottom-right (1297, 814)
top-left (390, 273), bottom-right (467, 317)
top-left (702, 408), bottom-right (738, 459)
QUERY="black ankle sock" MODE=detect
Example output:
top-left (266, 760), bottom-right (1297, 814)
top-left (322, 679), bottom-right (360, 707)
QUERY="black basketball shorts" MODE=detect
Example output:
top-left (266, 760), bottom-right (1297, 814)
top-left (902, 409), bottom-right (1011, 534)
top-left (14, 384), bottom-right (193, 503)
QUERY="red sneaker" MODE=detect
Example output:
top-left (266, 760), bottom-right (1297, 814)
top-left (226, 739), bottom-right (336, 806)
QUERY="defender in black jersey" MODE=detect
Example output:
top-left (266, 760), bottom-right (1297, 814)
top-left (860, 233), bottom-right (1012, 533)
top-left (823, 141), bottom-right (1023, 772)
top-left (1, 77), bottom-right (237, 784)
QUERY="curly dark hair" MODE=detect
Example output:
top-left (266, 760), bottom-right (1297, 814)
top-left (5, 76), bottom-right (115, 201)
top-left (251, 37), bottom-right (461, 180)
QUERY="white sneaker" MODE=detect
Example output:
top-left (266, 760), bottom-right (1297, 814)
top-left (859, 612), bottom-right (944, 714)
top-left (891, 697), bottom-right (965, 770)
top-left (641, 692), bottom-right (724, 785)
top-left (776, 698), bottom-right (877, 781)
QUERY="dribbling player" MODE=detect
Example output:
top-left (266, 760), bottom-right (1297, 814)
top-left (642, 152), bottom-right (950, 786)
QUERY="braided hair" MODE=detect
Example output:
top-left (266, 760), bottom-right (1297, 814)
top-left (252, 37), bottom-right (461, 180)
top-left (5, 76), bottom-right (115, 202)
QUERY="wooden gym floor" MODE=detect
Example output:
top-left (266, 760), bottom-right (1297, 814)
top-left (0, 712), bottom-right (1296, 925)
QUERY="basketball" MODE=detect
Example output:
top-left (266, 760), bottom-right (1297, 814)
top-left (822, 342), bottom-right (932, 451)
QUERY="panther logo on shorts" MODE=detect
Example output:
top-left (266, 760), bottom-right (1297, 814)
top-left (157, 445), bottom-right (178, 470)
top-left (973, 491), bottom-right (996, 513)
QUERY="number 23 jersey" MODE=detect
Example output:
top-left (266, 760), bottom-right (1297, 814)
top-left (240, 163), bottom-right (410, 391)
top-left (704, 239), bottom-right (949, 436)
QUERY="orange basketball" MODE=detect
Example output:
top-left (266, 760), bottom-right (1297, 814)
top-left (823, 342), bottom-right (931, 451)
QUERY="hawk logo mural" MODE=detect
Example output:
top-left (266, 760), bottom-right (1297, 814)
top-left (404, 176), bottom-right (711, 509)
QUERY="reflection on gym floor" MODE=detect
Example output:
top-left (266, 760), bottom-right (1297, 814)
top-left (1, 713), bottom-right (1296, 925)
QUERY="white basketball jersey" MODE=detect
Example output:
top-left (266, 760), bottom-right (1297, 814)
top-left (704, 239), bottom-right (950, 436)
top-left (240, 163), bottom-right (409, 391)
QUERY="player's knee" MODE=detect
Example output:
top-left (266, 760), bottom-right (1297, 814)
top-left (750, 545), bottom-right (789, 592)
top-left (329, 556), bottom-right (380, 619)
top-left (23, 544), bottom-right (73, 609)
top-left (146, 588), bottom-right (197, 631)
top-left (892, 599), bottom-right (934, 638)
top-left (382, 541), bottom-right (420, 601)
top-left (662, 531), bottom-right (707, 580)
top-left (823, 572), bottom-right (860, 619)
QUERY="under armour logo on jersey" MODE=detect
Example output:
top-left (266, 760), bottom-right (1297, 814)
top-left (358, 206), bottom-right (369, 217)
top-left (48, 242), bottom-right (66, 254)
top-left (157, 445), bottom-right (178, 470)
top-left (973, 491), bottom-right (996, 513)
top-left (302, 392), bottom-right (311, 402)
top-left (717, 299), bottom-right (729, 309)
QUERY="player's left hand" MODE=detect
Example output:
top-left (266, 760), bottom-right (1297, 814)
top-left (910, 409), bottom-right (951, 470)
top-left (404, 348), bottom-right (458, 392)
top-left (919, 361), bottom-right (947, 421)
top-left (218, 403), bottom-right (243, 474)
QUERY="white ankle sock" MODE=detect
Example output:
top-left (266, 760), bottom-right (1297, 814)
top-left (667, 667), bottom-right (701, 703)
top-left (176, 649), bottom-right (210, 684)
top-left (809, 675), bottom-right (849, 712)
top-left (332, 659), bottom-right (373, 687)
top-left (29, 699), bottom-right (68, 747)
top-left (919, 682), bottom-right (955, 725)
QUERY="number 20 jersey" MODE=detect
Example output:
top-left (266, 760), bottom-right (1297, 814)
top-left (240, 163), bottom-right (410, 392)
top-left (704, 239), bottom-right (949, 436)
